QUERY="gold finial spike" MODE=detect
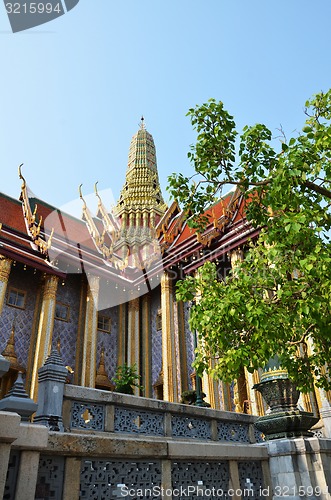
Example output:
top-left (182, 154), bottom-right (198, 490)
top-left (46, 227), bottom-right (54, 250)
top-left (78, 184), bottom-right (87, 208)
top-left (57, 337), bottom-right (61, 353)
top-left (140, 116), bottom-right (145, 129)
top-left (94, 181), bottom-right (102, 203)
top-left (18, 163), bottom-right (27, 191)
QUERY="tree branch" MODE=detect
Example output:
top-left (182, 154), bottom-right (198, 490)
top-left (304, 181), bottom-right (331, 199)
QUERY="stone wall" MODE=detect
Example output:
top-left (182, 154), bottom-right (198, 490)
top-left (1, 385), bottom-right (331, 499)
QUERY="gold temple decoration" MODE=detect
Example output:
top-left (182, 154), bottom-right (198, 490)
top-left (79, 124), bottom-right (166, 271)
top-left (158, 188), bottom-right (243, 250)
top-left (94, 182), bottom-right (120, 240)
top-left (113, 124), bottom-right (166, 267)
top-left (18, 164), bottom-right (54, 256)
top-left (95, 346), bottom-right (114, 391)
top-left (2, 319), bottom-right (24, 371)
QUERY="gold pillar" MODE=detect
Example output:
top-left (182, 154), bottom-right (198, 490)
top-left (80, 274), bottom-right (99, 388)
top-left (141, 295), bottom-right (152, 397)
top-left (244, 368), bottom-right (262, 416)
top-left (74, 278), bottom-right (88, 385)
top-left (177, 301), bottom-right (189, 394)
top-left (201, 362), bottom-right (220, 409)
top-left (161, 272), bottom-right (178, 402)
top-left (30, 274), bottom-right (59, 399)
top-left (230, 248), bottom-right (244, 270)
top-left (229, 248), bottom-right (261, 413)
top-left (127, 297), bottom-right (140, 395)
top-left (0, 256), bottom-right (12, 314)
top-left (302, 339), bottom-right (323, 416)
top-left (252, 370), bottom-right (265, 416)
top-left (194, 269), bottom-right (219, 408)
top-left (117, 303), bottom-right (127, 368)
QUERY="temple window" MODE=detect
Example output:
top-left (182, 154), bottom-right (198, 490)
top-left (7, 287), bottom-right (26, 309)
top-left (55, 302), bottom-right (70, 322)
top-left (97, 314), bottom-right (111, 333)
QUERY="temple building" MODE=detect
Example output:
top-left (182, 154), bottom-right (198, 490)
top-left (0, 120), bottom-right (329, 424)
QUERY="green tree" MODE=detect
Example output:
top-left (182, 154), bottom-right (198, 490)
top-left (168, 91), bottom-right (331, 393)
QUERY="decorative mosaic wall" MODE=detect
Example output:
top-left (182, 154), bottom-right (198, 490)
top-left (218, 383), bottom-right (225, 411)
top-left (52, 274), bottom-right (82, 370)
top-left (150, 288), bottom-right (162, 389)
top-left (71, 401), bottom-right (105, 431)
top-left (3, 450), bottom-right (20, 500)
top-left (114, 407), bottom-right (164, 435)
top-left (172, 415), bottom-right (212, 440)
top-left (238, 461), bottom-right (264, 500)
top-left (171, 461), bottom-right (230, 499)
top-left (35, 455), bottom-right (65, 499)
top-left (184, 302), bottom-right (195, 390)
top-left (80, 459), bottom-right (162, 499)
top-left (0, 263), bottom-right (40, 370)
top-left (173, 299), bottom-right (182, 401)
top-left (96, 305), bottom-right (118, 379)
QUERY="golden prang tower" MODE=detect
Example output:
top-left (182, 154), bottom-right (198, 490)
top-left (114, 118), bottom-right (166, 266)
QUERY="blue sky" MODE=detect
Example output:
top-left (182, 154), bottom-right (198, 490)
top-left (1, 1), bottom-right (331, 214)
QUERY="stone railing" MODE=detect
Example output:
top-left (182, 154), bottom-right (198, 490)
top-left (1, 408), bottom-right (271, 500)
top-left (62, 384), bottom-right (263, 444)
top-left (2, 383), bottom-right (331, 500)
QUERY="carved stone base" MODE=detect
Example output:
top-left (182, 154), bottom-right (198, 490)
top-left (254, 409), bottom-right (319, 440)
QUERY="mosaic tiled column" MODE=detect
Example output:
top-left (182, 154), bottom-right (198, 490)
top-left (161, 272), bottom-right (178, 402)
top-left (194, 269), bottom-right (218, 408)
top-left (117, 303), bottom-right (127, 367)
top-left (30, 274), bottom-right (59, 400)
top-left (0, 256), bottom-right (12, 314)
top-left (141, 295), bottom-right (152, 398)
top-left (127, 297), bottom-right (140, 396)
top-left (172, 299), bottom-right (182, 401)
top-left (0, 255), bottom-right (13, 377)
top-left (176, 301), bottom-right (189, 395)
top-left (81, 274), bottom-right (99, 388)
top-left (73, 278), bottom-right (88, 385)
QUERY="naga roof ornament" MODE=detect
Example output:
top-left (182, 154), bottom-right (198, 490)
top-left (19, 164), bottom-right (54, 255)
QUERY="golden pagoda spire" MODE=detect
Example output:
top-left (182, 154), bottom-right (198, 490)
top-left (95, 347), bottom-right (115, 391)
top-left (2, 318), bottom-right (22, 370)
top-left (113, 121), bottom-right (167, 260)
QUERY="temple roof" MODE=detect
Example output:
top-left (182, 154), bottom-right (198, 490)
top-left (0, 125), bottom-right (260, 291)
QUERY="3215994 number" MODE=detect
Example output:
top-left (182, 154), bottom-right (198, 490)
top-left (5, 3), bottom-right (62, 14)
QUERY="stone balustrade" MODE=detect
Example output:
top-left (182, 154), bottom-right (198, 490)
top-left (62, 384), bottom-right (263, 444)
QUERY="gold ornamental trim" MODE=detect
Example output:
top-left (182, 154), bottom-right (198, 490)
top-left (18, 165), bottom-right (54, 256)
top-left (260, 368), bottom-right (288, 381)
top-left (0, 256), bottom-right (12, 282)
